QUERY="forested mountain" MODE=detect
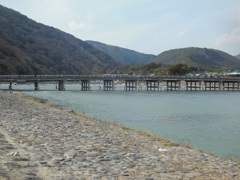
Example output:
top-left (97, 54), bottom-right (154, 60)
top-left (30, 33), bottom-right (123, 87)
top-left (152, 47), bottom-right (240, 69)
top-left (86, 40), bottom-right (156, 64)
top-left (0, 5), bottom-right (119, 75)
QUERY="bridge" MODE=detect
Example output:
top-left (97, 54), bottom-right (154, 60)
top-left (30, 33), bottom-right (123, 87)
top-left (0, 75), bottom-right (240, 91)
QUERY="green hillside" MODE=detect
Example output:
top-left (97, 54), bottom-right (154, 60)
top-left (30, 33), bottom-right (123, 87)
top-left (86, 40), bottom-right (156, 64)
top-left (0, 5), bottom-right (119, 75)
top-left (152, 47), bottom-right (240, 69)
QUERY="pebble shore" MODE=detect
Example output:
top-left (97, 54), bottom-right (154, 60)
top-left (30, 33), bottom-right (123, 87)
top-left (0, 91), bottom-right (239, 179)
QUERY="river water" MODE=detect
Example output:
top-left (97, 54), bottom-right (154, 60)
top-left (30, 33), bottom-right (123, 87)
top-left (1, 83), bottom-right (240, 161)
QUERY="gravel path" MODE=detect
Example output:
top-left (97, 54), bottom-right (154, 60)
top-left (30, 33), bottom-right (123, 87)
top-left (0, 91), bottom-right (239, 179)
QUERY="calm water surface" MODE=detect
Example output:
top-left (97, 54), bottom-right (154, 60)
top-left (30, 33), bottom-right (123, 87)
top-left (1, 83), bottom-right (240, 161)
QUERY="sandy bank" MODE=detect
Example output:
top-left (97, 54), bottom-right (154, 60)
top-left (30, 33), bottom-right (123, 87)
top-left (0, 91), bottom-right (239, 179)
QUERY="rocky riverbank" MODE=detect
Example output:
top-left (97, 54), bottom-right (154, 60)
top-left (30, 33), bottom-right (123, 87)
top-left (0, 91), bottom-right (239, 179)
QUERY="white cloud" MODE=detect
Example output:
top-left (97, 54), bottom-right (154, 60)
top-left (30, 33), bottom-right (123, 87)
top-left (68, 21), bottom-right (91, 32)
top-left (176, 30), bottom-right (187, 37)
top-left (215, 26), bottom-right (240, 46)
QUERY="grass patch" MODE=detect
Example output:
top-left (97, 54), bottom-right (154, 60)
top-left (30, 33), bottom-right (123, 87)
top-left (121, 125), bottom-right (132, 131)
top-left (111, 122), bottom-right (132, 131)
top-left (226, 155), bottom-right (238, 162)
top-left (16, 93), bottom-right (62, 109)
top-left (36, 98), bottom-right (48, 104)
top-left (138, 130), bottom-right (190, 148)
top-left (17, 93), bottom-right (48, 104)
top-left (195, 148), bottom-right (204, 153)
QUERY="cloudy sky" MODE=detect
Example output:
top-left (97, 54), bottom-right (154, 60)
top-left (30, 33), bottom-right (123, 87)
top-left (0, 0), bottom-right (239, 56)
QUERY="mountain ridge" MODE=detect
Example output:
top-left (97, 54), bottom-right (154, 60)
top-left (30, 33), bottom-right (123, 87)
top-left (152, 47), bottom-right (240, 69)
top-left (86, 40), bottom-right (156, 64)
top-left (0, 5), bottom-right (119, 75)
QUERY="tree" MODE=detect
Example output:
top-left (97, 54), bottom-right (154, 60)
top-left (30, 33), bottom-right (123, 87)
top-left (168, 64), bottom-right (188, 75)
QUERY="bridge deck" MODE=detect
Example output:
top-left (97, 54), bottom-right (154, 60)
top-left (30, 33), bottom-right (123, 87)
top-left (0, 75), bottom-right (239, 82)
top-left (0, 75), bottom-right (240, 91)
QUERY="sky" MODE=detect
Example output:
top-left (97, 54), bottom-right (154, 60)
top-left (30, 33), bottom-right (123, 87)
top-left (0, 0), bottom-right (240, 56)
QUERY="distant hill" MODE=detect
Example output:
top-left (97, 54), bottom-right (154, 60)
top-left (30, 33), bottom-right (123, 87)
top-left (86, 40), bottom-right (156, 64)
top-left (236, 54), bottom-right (240, 59)
top-left (0, 5), bottom-right (119, 75)
top-left (152, 47), bottom-right (240, 69)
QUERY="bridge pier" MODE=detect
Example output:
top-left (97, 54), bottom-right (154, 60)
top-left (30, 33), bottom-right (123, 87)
top-left (186, 80), bottom-right (202, 91)
top-left (222, 81), bottom-right (240, 91)
top-left (204, 81), bottom-right (221, 91)
top-left (58, 80), bottom-right (65, 91)
top-left (103, 80), bottom-right (114, 91)
top-left (2, 75), bottom-right (240, 92)
top-left (81, 80), bottom-right (90, 91)
top-left (166, 80), bottom-right (181, 91)
top-left (34, 81), bottom-right (39, 91)
top-left (9, 81), bottom-right (12, 90)
top-left (125, 80), bottom-right (137, 91)
top-left (146, 80), bottom-right (159, 91)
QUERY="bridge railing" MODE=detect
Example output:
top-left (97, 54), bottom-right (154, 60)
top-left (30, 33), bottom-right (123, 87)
top-left (0, 75), bottom-right (240, 81)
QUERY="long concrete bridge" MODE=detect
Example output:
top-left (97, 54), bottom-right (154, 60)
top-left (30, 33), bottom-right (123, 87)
top-left (0, 75), bottom-right (240, 91)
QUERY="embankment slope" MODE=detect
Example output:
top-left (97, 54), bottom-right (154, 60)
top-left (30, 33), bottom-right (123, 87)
top-left (0, 91), bottom-right (239, 179)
